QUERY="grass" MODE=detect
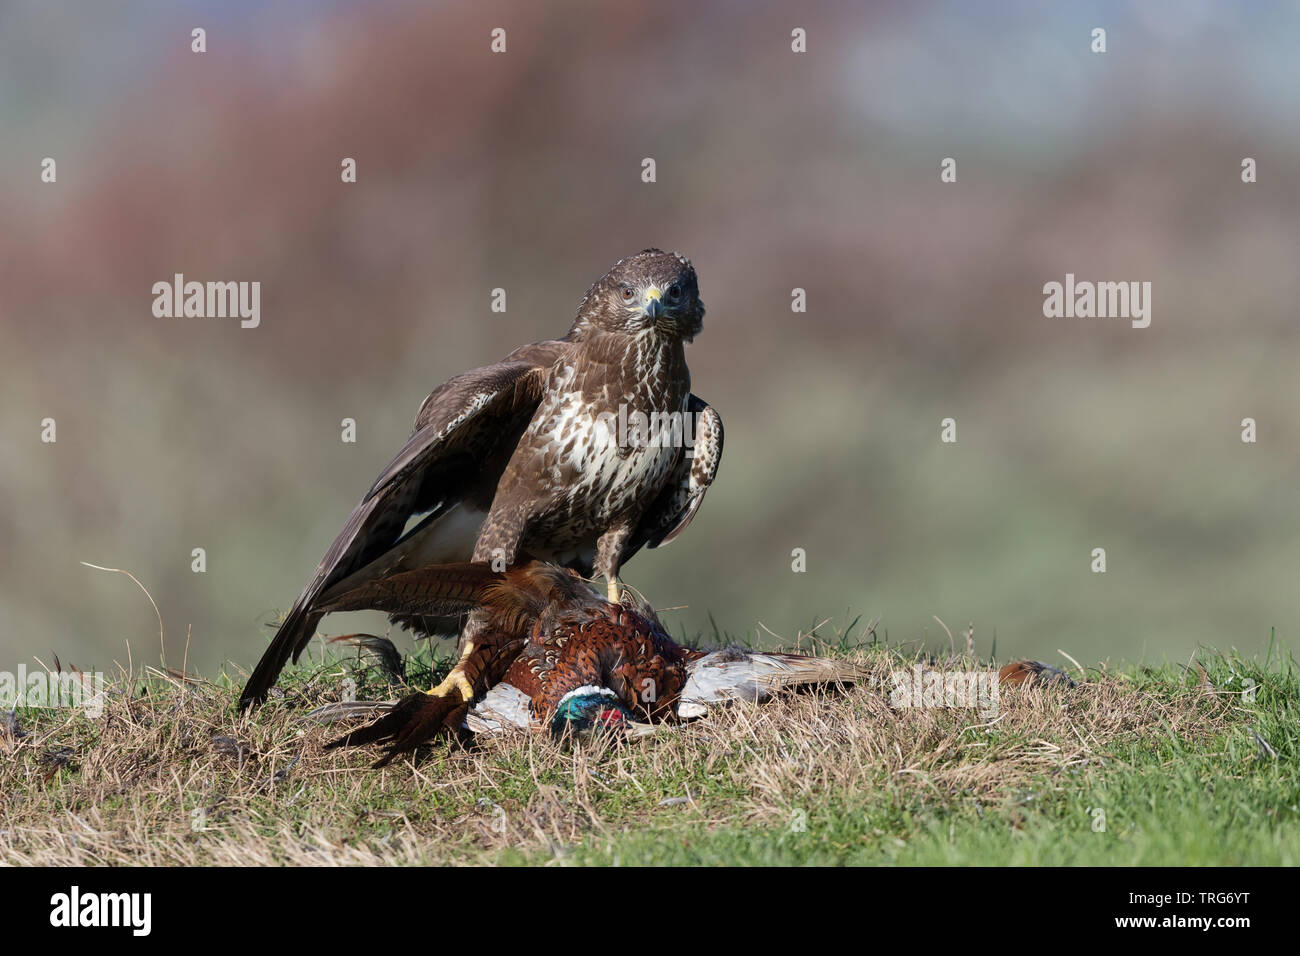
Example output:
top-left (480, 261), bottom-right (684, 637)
top-left (1, 628), bottom-right (1296, 866)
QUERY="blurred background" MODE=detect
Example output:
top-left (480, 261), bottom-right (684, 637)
top-left (2, 1), bottom-right (1297, 678)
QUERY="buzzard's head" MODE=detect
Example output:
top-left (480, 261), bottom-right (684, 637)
top-left (570, 248), bottom-right (705, 343)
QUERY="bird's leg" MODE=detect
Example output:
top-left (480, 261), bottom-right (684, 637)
top-left (426, 666), bottom-right (475, 703)
top-left (428, 525), bottom-right (523, 700)
top-left (594, 525), bottom-right (633, 605)
top-left (427, 610), bottom-right (490, 703)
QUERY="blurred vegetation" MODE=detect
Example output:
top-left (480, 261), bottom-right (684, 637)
top-left (1, 1), bottom-right (1298, 676)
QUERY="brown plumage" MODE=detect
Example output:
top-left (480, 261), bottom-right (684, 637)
top-left (997, 659), bottom-right (1076, 688)
top-left (317, 562), bottom-right (1078, 766)
top-left (320, 561), bottom-right (861, 765)
top-left (240, 250), bottom-right (723, 711)
top-left (494, 587), bottom-right (699, 725)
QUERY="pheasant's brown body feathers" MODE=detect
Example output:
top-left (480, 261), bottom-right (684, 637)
top-left (323, 561), bottom-right (692, 723)
top-left (319, 560), bottom-right (1071, 764)
top-left (320, 560), bottom-right (851, 760)
top-left (499, 601), bottom-right (697, 722)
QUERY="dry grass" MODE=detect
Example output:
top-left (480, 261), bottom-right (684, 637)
top-left (0, 641), bottom-right (1254, 866)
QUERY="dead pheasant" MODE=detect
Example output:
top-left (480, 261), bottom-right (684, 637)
top-left (315, 560), bottom-right (862, 765)
top-left (996, 659), bottom-right (1075, 687)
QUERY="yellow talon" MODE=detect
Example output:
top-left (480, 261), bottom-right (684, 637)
top-left (425, 668), bottom-right (475, 703)
top-left (606, 577), bottom-right (621, 603)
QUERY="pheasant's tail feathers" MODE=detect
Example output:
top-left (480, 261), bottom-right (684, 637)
top-left (325, 691), bottom-right (468, 767)
top-left (307, 699), bottom-right (396, 724)
top-left (319, 562), bottom-right (503, 617)
top-left (326, 633), bottom-right (405, 683)
top-left (319, 560), bottom-right (595, 638)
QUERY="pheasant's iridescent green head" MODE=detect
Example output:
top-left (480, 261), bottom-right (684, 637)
top-left (549, 687), bottom-right (634, 740)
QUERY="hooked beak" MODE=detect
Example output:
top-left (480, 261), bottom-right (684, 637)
top-left (641, 286), bottom-right (663, 321)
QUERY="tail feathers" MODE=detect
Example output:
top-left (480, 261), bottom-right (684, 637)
top-left (238, 604), bottom-right (323, 711)
top-left (307, 699), bottom-right (395, 723)
top-left (318, 562), bottom-right (504, 617)
top-left (318, 559), bottom-right (600, 638)
top-left (325, 691), bottom-right (468, 767)
top-left (679, 647), bottom-right (862, 718)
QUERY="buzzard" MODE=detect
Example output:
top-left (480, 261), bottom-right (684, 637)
top-left (239, 249), bottom-right (723, 714)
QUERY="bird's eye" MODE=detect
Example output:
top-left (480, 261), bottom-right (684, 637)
top-left (667, 283), bottom-right (681, 300)
top-left (621, 287), bottom-right (635, 302)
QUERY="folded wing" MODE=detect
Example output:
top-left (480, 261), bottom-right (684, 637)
top-left (678, 648), bottom-right (863, 719)
top-left (626, 394), bottom-right (723, 557)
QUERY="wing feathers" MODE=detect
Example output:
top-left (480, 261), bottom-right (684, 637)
top-left (365, 361), bottom-right (551, 502)
top-left (678, 648), bottom-right (862, 717)
top-left (238, 355), bottom-right (561, 711)
top-left (318, 562), bottom-right (502, 616)
top-left (631, 394), bottom-right (723, 553)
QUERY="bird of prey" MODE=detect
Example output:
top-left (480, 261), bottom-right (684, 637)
top-left (239, 249), bottom-right (724, 717)
top-left (317, 560), bottom-right (862, 765)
